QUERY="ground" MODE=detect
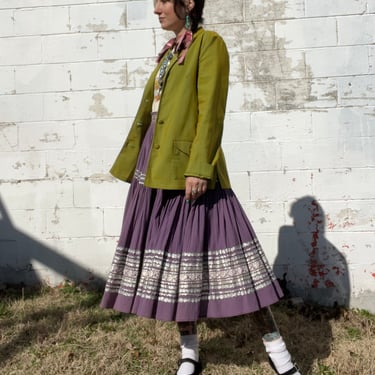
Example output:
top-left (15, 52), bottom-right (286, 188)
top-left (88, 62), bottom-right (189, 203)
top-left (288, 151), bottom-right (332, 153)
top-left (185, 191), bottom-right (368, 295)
top-left (0, 283), bottom-right (374, 374)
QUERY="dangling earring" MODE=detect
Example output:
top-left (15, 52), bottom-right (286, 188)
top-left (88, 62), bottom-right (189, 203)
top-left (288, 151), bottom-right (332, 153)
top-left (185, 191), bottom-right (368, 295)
top-left (185, 14), bottom-right (191, 30)
top-left (175, 13), bottom-right (193, 64)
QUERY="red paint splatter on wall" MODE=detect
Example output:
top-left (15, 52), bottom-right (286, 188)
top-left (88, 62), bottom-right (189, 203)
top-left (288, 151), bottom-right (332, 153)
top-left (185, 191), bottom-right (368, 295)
top-left (326, 214), bottom-right (336, 230)
top-left (332, 266), bottom-right (342, 276)
top-left (325, 280), bottom-right (335, 288)
top-left (371, 273), bottom-right (375, 278)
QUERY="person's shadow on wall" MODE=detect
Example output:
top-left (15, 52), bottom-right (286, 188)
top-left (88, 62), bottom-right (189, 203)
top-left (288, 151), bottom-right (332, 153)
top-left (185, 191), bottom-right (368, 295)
top-left (274, 196), bottom-right (350, 308)
top-left (0, 196), bottom-right (105, 288)
top-left (199, 197), bottom-right (350, 373)
top-left (270, 196), bottom-right (351, 372)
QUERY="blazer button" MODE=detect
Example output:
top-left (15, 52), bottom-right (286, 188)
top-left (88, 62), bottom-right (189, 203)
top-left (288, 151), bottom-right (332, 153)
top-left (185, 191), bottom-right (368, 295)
top-left (136, 121), bottom-right (143, 127)
top-left (154, 144), bottom-right (160, 150)
top-left (158, 120), bottom-right (164, 125)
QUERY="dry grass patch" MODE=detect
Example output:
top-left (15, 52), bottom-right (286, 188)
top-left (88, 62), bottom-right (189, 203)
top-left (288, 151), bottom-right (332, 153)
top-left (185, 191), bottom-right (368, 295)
top-left (0, 284), bottom-right (374, 375)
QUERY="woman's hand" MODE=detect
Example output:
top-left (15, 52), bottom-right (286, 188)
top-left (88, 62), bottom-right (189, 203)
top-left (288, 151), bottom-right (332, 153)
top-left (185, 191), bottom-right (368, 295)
top-left (185, 176), bottom-right (208, 202)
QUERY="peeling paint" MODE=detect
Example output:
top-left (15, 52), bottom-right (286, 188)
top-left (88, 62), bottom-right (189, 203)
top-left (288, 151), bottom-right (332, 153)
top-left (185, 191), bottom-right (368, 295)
top-left (52, 205), bottom-right (60, 225)
top-left (103, 65), bottom-right (127, 87)
top-left (0, 122), bottom-right (17, 150)
top-left (86, 22), bottom-right (108, 32)
top-left (119, 10), bottom-right (126, 27)
top-left (89, 93), bottom-right (113, 117)
top-left (0, 122), bottom-right (16, 130)
top-left (40, 132), bottom-right (61, 143)
top-left (89, 173), bottom-right (116, 182)
top-left (12, 161), bottom-right (24, 170)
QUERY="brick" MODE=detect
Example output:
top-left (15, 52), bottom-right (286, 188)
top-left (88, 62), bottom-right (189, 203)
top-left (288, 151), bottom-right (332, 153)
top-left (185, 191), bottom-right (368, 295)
top-left (312, 168), bottom-right (375, 200)
top-left (312, 108), bottom-right (375, 139)
top-left (306, 0), bottom-right (367, 17)
top-left (242, 201), bottom-right (285, 233)
top-left (0, 179), bottom-right (73, 209)
top-left (0, 93), bottom-right (44, 122)
top-left (276, 17), bottom-right (337, 49)
top-left (127, 0), bottom-right (159, 29)
top-left (222, 112), bottom-right (251, 143)
top-left (229, 54), bottom-right (246, 84)
top-left (0, 67), bottom-right (15, 94)
top-left (276, 78), bottom-right (338, 110)
top-left (14, 6), bottom-right (70, 36)
top-left (43, 88), bottom-right (143, 121)
top-left (45, 207), bottom-right (103, 238)
top-left (305, 46), bottom-right (369, 77)
top-left (244, 49), bottom-right (306, 81)
top-left (7, 208), bottom-right (47, 237)
top-left (204, 0), bottom-right (244, 23)
top-left (324, 200), bottom-right (375, 233)
top-left (0, 36), bottom-right (42, 65)
top-left (15, 64), bottom-right (71, 94)
top-left (227, 82), bottom-right (275, 112)
top-left (244, 0), bottom-right (305, 21)
top-left (369, 0), bottom-right (375, 13)
top-left (338, 75), bottom-right (375, 107)
top-left (18, 121), bottom-right (75, 151)
top-left (254, 233), bottom-right (279, 262)
top-left (251, 110), bottom-right (312, 141)
top-left (0, 9), bottom-right (13, 36)
top-left (250, 171), bottom-right (313, 202)
top-left (73, 178), bottom-right (128, 208)
top-left (0, 121), bottom-right (17, 151)
top-left (127, 58), bottom-right (157, 88)
top-left (46, 149), bottom-right (114, 179)
top-left (327, 232), bottom-right (375, 265)
top-left (216, 22), bottom-right (275, 53)
top-left (338, 15), bottom-right (375, 45)
top-left (98, 29), bottom-right (155, 60)
top-left (370, 46), bottom-right (375, 74)
top-left (52, 237), bottom-right (118, 278)
top-left (0, 0), bottom-right (94, 8)
top-left (228, 172), bottom-right (251, 203)
top-left (281, 138), bottom-right (375, 170)
top-left (224, 141), bottom-right (282, 173)
top-left (0, 151), bottom-right (46, 180)
top-left (103, 207), bottom-right (124, 236)
top-left (350, 264), bottom-right (375, 309)
top-left (74, 118), bottom-right (131, 150)
top-left (69, 60), bottom-right (127, 91)
top-left (70, 3), bottom-right (126, 33)
top-left (42, 33), bottom-right (98, 64)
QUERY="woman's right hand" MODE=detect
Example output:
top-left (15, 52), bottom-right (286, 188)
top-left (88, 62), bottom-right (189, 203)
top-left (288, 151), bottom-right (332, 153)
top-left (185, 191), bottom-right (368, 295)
top-left (185, 176), bottom-right (208, 202)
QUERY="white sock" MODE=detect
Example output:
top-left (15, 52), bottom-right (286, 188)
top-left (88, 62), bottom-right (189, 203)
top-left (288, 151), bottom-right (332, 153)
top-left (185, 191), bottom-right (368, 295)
top-left (263, 335), bottom-right (301, 375)
top-left (177, 334), bottom-right (199, 375)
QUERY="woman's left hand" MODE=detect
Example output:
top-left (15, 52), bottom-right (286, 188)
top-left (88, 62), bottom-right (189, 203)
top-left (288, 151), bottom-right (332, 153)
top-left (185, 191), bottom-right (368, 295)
top-left (185, 176), bottom-right (208, 202)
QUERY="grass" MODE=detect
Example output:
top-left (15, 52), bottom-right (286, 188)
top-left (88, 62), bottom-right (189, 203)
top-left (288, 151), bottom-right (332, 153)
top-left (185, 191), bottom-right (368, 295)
top-left (0, 283), bottom-right (374, 375)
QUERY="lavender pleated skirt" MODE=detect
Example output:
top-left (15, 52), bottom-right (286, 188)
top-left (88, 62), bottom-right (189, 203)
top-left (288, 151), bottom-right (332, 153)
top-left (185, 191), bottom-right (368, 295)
top-left (101, 114), bottom-right (282, 322)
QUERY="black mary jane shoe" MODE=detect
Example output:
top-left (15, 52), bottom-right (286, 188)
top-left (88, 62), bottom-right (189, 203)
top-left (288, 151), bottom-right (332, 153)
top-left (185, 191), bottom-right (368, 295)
top-left (175, 358), bottom-right (202, 375)
top-left (269, 356), bottom-right (301, 375)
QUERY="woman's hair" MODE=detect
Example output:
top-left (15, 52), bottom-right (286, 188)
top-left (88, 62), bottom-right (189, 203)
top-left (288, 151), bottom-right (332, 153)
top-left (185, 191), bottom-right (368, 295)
top-left (174, 0), bottom-right (205, 32)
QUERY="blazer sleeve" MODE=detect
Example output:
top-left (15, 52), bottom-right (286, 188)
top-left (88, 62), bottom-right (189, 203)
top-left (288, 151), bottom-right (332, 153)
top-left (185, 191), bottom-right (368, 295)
top-left (184, 31), bottom-right (229, 180)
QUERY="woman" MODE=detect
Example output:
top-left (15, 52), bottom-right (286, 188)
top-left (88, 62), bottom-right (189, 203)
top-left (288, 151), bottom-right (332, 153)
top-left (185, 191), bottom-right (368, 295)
top-left (101, 1), bottom-right (301, 374)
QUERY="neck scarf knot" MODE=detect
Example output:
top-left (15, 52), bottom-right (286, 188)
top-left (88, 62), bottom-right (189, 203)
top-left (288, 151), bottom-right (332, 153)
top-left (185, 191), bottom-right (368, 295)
top-left (156, 29), bottom-right (193, 65)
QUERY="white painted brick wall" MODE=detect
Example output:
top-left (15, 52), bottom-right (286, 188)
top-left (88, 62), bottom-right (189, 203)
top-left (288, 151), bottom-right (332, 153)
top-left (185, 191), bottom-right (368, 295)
top-left (1, 0), bottom-right (375, 312)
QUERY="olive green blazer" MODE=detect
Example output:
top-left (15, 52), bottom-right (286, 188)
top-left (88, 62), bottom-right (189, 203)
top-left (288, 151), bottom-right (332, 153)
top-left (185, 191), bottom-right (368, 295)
top-left (110, 28), bottom-right (231, 190)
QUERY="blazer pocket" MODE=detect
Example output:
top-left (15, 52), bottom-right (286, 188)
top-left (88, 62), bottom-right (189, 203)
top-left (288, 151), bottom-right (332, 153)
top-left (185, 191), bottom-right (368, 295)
top-left (173, 140), bottom-right (192, 158)
top-left (172, 140), bottom-right (192, 181)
